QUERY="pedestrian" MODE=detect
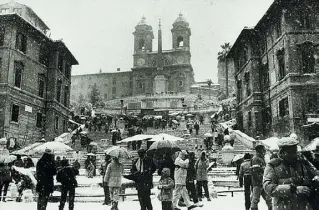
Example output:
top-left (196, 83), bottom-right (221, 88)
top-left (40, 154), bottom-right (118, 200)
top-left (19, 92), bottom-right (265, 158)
top-left (238, 153), bottom-right (252, 210)
top-left (131, 149), bottom-right (156, 210)
top-left (56, 159), bottom-right (79, 210)
top-left (194, 122), bottom-right (199, 135)
top-left (104, 157), bottom-right (124, 210)
top-left (55, 156), bottom-right (62, 170)
top-left (250, 145), bottom-right (272, 210)
top-left (14, 155), bottom-right (24, 167)
top-left (36, 149), bottom-right (57, 210)
top-left (172, 150), bottom-right (196, 210)
top-left (0, 162), bottom-right (11, 202)
top-left (87, 161), bottom-right (95, 178)
top-left (24, 157), bottom-right (35, 168)
top-left (186, 152), bottom-right (200, 205)
top-left (99, 154), bottom-right (112, 205)
top-left (158, 168), bottom-right (175, 210)
top-left (195, 152), bottom-right (211, 201)
top-left (264, 137), bottom-right (319, 210)
top-left (72, 160), bottom-right (81, 171)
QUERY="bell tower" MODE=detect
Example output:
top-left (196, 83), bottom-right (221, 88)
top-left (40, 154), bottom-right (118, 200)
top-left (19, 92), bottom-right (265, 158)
top-left (171, 13), bottom-right (191, 50)
top-left (133, 16), bottom-right (154, 53)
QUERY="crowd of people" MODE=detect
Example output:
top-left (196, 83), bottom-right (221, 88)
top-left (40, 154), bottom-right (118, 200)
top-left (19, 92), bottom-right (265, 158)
top-left (238, 137), bottom-right (319, 210)
top-left (98, 148), bottom-right (212, 210)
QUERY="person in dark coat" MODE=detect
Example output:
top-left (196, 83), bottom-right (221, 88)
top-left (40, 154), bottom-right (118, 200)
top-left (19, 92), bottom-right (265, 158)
top-left (238, 153), bottom-right (252, 210)
top-left (194, 122), bottom-right (199, 135)
top-left (56, 159), bottom-right (78, 210)
top-left (158, 153), bottom-right (175, 180)
top-left (24, 157), bottom-right (35, 168)
top-left (55, 156), bottom-right (62, 170)
top-left (186, 152), bottom-right (199, 204)
top-left (36, 149), bottom-right (57, 210)
top-left (14, 155), bottom-right (24, 167)
top-left (264, 137), bottom-right (319, 210)
top-left (250, 145), bottom-right (272, 210)
top-left (0, 162), bottom-right (11, 202)
top-left (131, 149), bottom-right (156, 210)
top-left (72, 160), bottom-right (81, 171)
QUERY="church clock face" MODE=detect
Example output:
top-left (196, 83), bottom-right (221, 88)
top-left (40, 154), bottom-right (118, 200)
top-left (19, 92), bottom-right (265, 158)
top-left (177, 55), bottom-right (185, 64)
top-left (137, 58), bottom-right (145, 66)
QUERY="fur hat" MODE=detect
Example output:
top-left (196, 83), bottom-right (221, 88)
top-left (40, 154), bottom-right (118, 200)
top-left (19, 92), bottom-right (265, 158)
top-left (162, 168), bottom-right (170, 177)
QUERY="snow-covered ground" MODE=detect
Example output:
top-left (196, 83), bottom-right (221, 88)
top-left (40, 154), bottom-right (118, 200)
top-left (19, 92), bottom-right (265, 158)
top-left (0, 193), bottom-right (268, 210)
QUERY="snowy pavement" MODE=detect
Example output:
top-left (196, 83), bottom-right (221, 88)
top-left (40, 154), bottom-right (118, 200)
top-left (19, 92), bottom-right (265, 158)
top-left (0, 193), bottom-right (268, 210)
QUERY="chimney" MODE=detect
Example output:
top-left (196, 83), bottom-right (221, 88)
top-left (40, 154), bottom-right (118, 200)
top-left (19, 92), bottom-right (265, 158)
top-left (117, 68), bottom-right (120, 72)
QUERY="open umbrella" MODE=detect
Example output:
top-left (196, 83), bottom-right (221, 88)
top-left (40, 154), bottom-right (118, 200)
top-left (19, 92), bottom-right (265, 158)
top-left (186, 114), bottom-right (193, 117)
top-left (0, 155), bottom-right (16, 163)
top-left (149, 133), bottom-right (184, 142)
top-left (86, 153), bottom-right (96, 156)
top-left (105, 146), bottom-right (131, 159)
top-left (232, 154), bottom-right (244, 162)
top-left (30, 141), bottom-right (73, 155)
top-left (118, 134), bottom-right (154, 143)
top-left (204, 133), bottom-right (213, 138)
top-left (147, 139), bottom-right (181, 155)
top-left (89, 142), bottom-right (98, 146)
top-left (80, 131), bottom-right (88, 134)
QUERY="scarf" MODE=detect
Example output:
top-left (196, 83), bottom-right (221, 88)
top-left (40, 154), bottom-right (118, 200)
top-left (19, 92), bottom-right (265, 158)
top-left (135, 158), bottom-right (144, 172)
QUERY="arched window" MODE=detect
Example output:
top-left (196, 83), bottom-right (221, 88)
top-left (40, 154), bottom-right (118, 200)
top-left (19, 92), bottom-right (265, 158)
top-left (177, 36), bottom-right (184, 47)
top-left (164, 58), bottom-right (171, 66)
top-left (151, 59), bottom-right (157, 67)
top-left (138, 39), bottom-right (145, 50)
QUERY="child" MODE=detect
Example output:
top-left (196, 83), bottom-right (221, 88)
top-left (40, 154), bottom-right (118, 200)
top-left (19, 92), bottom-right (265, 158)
top-left (158, 168), bottom-right (174, 210)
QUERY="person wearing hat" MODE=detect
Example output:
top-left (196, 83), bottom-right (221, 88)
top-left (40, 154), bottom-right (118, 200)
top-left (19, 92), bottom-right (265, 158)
top-left (36, 148), bottom-right (57, 210)
top-left (238, 153), bottom-right (252, 210)
top-left (263, 137), bottom-right (319, 210)
top-left (131, 148), bottom-right (156, 210)
top-left (250, 144), bottom-right (272, 210)
top-left (56, 159), bottom-right (78, 210)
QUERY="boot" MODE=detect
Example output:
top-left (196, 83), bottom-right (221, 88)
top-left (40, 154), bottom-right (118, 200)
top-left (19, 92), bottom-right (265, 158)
top-left (111, 201), bottom-right (115, 210)
top-left (114, 202), bottom-right (119, 210)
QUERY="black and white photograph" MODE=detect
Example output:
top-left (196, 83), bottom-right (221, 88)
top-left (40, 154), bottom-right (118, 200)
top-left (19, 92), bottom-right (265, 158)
top-left (0, 0), bottom-right (319, 210)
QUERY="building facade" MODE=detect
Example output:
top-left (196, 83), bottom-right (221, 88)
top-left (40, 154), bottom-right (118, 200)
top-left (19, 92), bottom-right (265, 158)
top-left (71, 71), bottom-right (133, 102)
top-left (0, 2), bottom-right (78, 144)
top-left (228, 0), bottom-right (319, 145)
top-left (217, 58), bottom-right (236, 97)
top-left (132, 14), bottom-right (194, 95)
top-left (70, 14), bottom-right (195, 104)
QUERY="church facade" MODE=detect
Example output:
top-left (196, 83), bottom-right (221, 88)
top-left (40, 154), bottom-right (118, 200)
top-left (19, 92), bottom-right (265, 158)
top-left (71, 14), bottom-right (195, 103)
top-left (131, 14), bottom-right (195, 95)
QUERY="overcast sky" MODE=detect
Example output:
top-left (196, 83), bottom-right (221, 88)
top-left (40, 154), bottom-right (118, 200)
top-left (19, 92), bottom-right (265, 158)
top-left (12, 0), bottom-right (273, 82)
